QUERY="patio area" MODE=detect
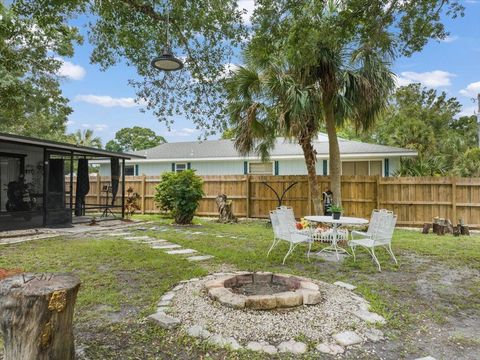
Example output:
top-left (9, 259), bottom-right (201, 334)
top-left (0, 215), bottom-right (479, 359)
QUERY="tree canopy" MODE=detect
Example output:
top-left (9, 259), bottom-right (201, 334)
top-left (106, 126), bottom-right (166, 152)
top-left (0, 2), bottom-right (81, 140)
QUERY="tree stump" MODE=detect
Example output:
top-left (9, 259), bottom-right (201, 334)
top-left (422, 223), bottom-right (431, 234)
top-left (0, 273), bottom-right (81, 360)
top-left (215, 194), bottom-right (237, 223)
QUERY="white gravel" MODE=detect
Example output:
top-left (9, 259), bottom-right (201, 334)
top-left (170, 275), bottom-right (372, 344)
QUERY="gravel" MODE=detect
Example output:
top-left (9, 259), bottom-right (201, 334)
top-left (170, 275), bottom-right (372, 344)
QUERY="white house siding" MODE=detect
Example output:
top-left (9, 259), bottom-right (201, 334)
top-left (99, 156), bottom-right (402, 177)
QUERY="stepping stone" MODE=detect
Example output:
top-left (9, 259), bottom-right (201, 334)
top-left (277, 340), bottom-right (307, 354)
top-left (152, 244), bottom-right (182, 249)
top-left (364, 328), bottom-right (384, 342)
top-left (157, 300), bottom-right (171, 307)
top-left (314, 252), bottom-right (347, 262)
top-left (247, 341), bottom-right (278, 355)
top-left (316, 343), bottom-right (345, 355)
top-left (352, 310), bottom-right (386, 324)
top-left (414, 357), bottom-right (436, 360)
top-left (333, 331), bottom-right (363, 346)
top-left (161, 292), bottom-right (175, 301)
top-left (187, 255), bottom-right (214, 262)
top-left (148, 240), bottom-right (168, 245)
top-left (124, 236), bottom-right (152, 240)
top-left (334, 281), bottom-right (357, 290)
top-left (165, 249), bottom-right (197, 255)
top-left (208, 335), bottom-right (242, 350)
top-left (107, 232), bottom-right (131, 236)
top-left (147, 312), bottom-right (180, 329)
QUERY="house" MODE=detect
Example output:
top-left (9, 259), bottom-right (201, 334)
top-left (0, 132), bottom-right (143, 231)
top-left (97, 134), bottom-right (416, 177)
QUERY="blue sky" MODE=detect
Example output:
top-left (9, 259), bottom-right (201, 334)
top-left (58, 1), bottom-right (480, 145)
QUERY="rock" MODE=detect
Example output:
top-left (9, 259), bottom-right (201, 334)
top-left (187, 325), bottom-right (211, 339)
top-left (172, 284), bottom-right (184, 291)
top-left (208, 335), bottom-right (242, 350)
top-left (187, 255), bottom-right (214, 262)
top-left (295, 289), bottom-right (322, 305)
top-left (333, 331), bottom-right (363, 346)
top-left (235, 273), bottom-right (253, 285)
top-left (277, 340), bottom-right (308, 354)
top-left (247, 341), bottom-right (278, 354)
top-left (364, 328), bottom-right (384, 342)
top-left (157, 300), bottom-right (171, 307)
top-left (161, 292), bottom-right (175, 301)
top-left (316, 342), bottom-right (345, 355)
top-left (253, 272), bottom-right (273, 283)
top-left (165, 249), bottom-right (198, 255)
top-left (275, 291), bottom-right (303, 308)
top-left (333, 281), bottom-right (357, 290)
top-left (156, 306), bottom-right (169, 313)
top-left (148, 312), bottom-right (180, 329)
top-left (124, 236), bottom-right (151, 240)
top-left (300, 281), bottom-right (319, 291)
top-left (208, 287), bottom-right (233, 300)
top-left (217, 292), bottom-right (246, 309)
top-left (204, 278), bottom-right (227, 290)
top-left (414, 357), bottom-right (437, 360)
top-left (245, 294), bottom-right (277, 310)
top-left (353, 310), bottom-right (386, 324)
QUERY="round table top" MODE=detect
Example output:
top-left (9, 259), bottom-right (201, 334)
top-left (304, 215), bottom-right (369, 225)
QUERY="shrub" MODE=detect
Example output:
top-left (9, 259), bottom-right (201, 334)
top-left (154, 170), bottom-right (204, 224)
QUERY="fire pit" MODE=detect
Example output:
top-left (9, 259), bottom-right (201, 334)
top-left (205, 272), bottom-right (322, 310)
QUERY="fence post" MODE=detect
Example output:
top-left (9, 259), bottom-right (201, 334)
top-left (452, 176), bottom-right (457, 223)
top-left (376, 176), bottom-right (380, 210)
top-left (246, 175), bottom-right (250, 218)
top-left (141, 175), bottom-right (146, 215)
top-left (96, 175), bottom-right (101, 205)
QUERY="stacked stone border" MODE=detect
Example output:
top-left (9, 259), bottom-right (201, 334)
top-left (205, 272), bottom-right (322, 310)
top-left (148, 273), bottom-right (387, 356)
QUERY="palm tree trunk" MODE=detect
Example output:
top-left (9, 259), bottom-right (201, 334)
top-left (299, 137), bottom-right (322, 215)
top-left (324, 102), bottom-right (342, 206)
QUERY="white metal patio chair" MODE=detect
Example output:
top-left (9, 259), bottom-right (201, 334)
top-left (348, 211), bottom-right (398, 271)
top-left (268, 209), bottom-right (313, 264)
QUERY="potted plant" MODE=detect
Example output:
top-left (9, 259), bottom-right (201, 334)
top-left (328, 204), bottom-right (343, 220)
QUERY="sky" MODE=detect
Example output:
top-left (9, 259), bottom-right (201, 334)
top-left (57, 0), bottom-right (480, 145)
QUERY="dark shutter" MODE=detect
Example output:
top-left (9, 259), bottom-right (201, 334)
top-left (274, 161), bottom-right (279, 175)
top-left (171, 163), bottom-right (175, 172)
top-left (135, 164), bottom-right (139, 176)
top-left (187, 162), bottom-right (191, 170)
top-left (384, 159), bottom-right (389, 177)
top-left (323, 160), bottom-right (328, 175)
top-left (244, 161), bottom-right (248, 175)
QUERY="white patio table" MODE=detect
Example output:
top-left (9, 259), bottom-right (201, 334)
top-left (304, 216), bottom-right (369, 260)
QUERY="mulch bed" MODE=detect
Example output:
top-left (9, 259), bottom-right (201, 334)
top-left (0, 268), bottom-right (23, 281)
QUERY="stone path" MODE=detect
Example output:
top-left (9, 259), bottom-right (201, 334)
top-left (114, 226), bottom-right (215, 264)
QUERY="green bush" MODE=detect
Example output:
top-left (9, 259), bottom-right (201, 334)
top-left (154, 170), bottom-right (204, 224)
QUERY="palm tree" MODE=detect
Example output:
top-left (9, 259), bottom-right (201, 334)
top-left (226, 48), bottom-right (394, 213)
top-left (72, 129), bottom-right (102, 149)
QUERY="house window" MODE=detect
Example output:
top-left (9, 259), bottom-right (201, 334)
top-left (249, 162), bottom-right (273, 175)
top-left (175, 163), bottom-right (187, 173)
top-left (124, 165), bottom-right (135, 176)
top-left (341, 161), bottom-right (383, 176)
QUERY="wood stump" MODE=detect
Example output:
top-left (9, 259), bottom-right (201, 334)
top-left (0, 273), bottom-right (81, 360)
top-left (422, 223), bottom-right (431, 234)
top-left (215, 194), bottom-right (237, 223)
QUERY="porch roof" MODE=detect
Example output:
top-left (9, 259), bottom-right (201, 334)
top-left (0, 132), bottom-right (145, 159)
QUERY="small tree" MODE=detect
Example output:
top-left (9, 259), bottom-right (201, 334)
top-left (154, 170), bottom-right (204, 224)
top-left (124, 186), bottom-right (141, 219)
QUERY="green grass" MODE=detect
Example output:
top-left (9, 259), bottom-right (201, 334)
top-left (1, 215), bottom-right (479, 359)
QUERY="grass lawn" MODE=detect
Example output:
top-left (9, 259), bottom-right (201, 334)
top-left (1, 215), bottom-right (479, 359)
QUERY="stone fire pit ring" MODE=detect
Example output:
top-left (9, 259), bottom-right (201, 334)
top-left (205, 272), bottom-right (322, 310)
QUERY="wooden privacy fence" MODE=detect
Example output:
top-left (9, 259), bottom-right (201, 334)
top-left (67, 175), bottom-right (480, 228)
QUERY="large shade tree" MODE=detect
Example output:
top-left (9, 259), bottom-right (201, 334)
top-left (226, 0), bottom-right (463, 207)
top-left (106, 126), bottom-right (166, 152)
top-left (226, 50), bottom-right (393, 213)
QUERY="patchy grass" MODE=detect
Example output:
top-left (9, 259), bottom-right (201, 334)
top-left (0, 215), bottom-right (479, 359)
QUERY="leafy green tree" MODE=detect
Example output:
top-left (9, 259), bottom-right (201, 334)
top-left (0, 2), bottom-right (80, 140)
top-left (154, 170), bottom-right (204, 224)
top-left (452, 148), bottom-right (480, 177)
top-left (220, 128), bottom-right (235, 140)
top-left (71, 129), bottom-right (102, 149)
top-left (226, 0), bottom-right (462, 206)
top-left (12, 0), bottom-right (247, 135)
top-left (106, 126), bottom-right (166, 152)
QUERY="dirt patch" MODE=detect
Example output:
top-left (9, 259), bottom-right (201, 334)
top-left (0, 268), bottom-right (23, 280)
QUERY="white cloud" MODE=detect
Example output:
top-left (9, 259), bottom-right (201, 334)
top-left (439, 35), bottom-right (458, 43)
top-left (239, 0), bottom-right (255, 23)
top-left (395, 70), bottom-right (455, 88)
top-left (169, 127), bottom-right (198, 137)
top-left (459, 81), bottom-right (480, 98)
top-left (81, 123), bottom-right (109, 132)
top-left (56, 58), bottom-right (86, 80)
top-left (75, 94), bottom-right (146, 108)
